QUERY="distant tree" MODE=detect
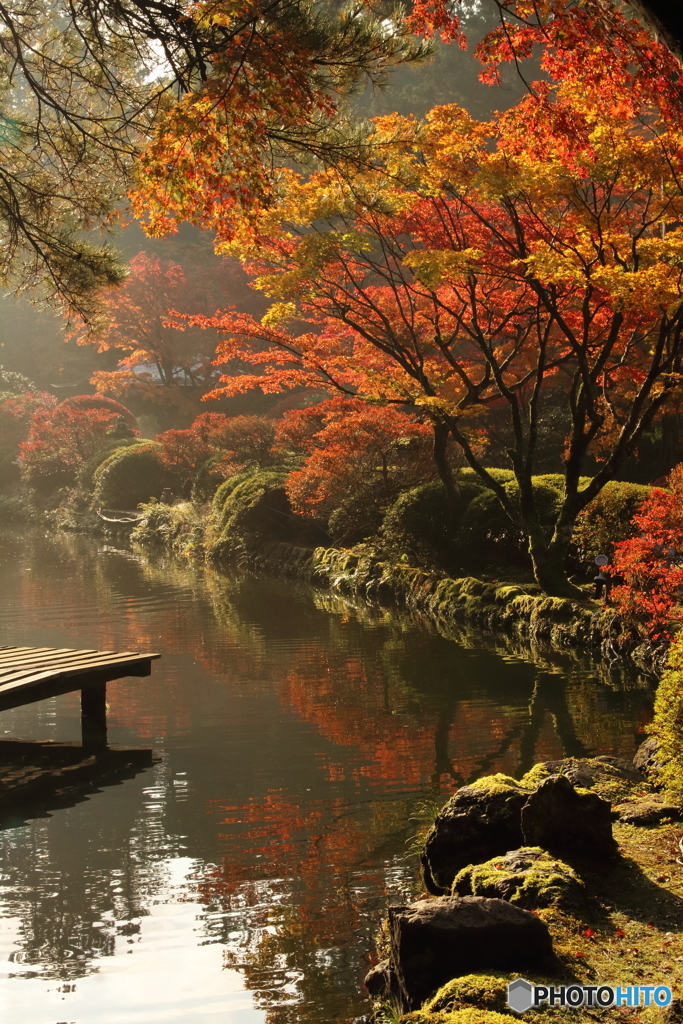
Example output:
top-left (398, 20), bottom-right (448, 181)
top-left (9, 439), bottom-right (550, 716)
top-left (71, 253), bottom-right (247, 412)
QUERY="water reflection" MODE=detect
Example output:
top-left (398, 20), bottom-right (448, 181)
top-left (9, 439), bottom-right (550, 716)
top-left (0, 528), bottom-right (654, 1023)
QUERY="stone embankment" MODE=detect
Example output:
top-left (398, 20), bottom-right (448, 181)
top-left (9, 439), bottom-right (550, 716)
top-left (364, 748), bottom-right (683, 1024)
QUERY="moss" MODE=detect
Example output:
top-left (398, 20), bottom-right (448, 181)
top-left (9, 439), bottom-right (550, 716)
top-left (648, 638), bottom-right (683, 797)
top-left (467, 773), bottom-right (532, 795)
top-left (425, 973), bottom-right (514, 1015)
top-left (452, 848), bottom-right (585, 912)
top-left (93, 442), bottom-right (181, 509)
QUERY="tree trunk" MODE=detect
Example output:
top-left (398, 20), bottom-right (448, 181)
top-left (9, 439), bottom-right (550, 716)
top-left (526, 519), bottom-right (583, 599)
top-left (432, 421), bottom-right (460, 520)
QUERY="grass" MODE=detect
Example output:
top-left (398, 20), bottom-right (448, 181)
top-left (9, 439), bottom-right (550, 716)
top-left (394, 821), bottom-right (683, 1023)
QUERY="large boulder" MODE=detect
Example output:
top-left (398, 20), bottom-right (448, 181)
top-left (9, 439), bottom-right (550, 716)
top-left (420, 775), bottom-right (532, 895)
top-left (452, 847), bottom-right (585, 911)
top-left (388, 896), bottom-right (552, 1012)
top-left (613, 793), bottom-right (682, 825)
top-left (521, 775), bottom-right (618, 860)
top-left (522, 756), bottom-right (644, 803)
top-left (633, 737), bottom-right (662, 777)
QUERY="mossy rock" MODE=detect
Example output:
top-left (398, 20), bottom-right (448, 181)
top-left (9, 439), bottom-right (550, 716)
top-left (520, 757), bottom-right (645, 804)
top-left (421, 775), bottom-right (534, 895)
top-left (453, 847), bottom-right (585, 911)
top-left (79, 437), bottom-right (142, 493)
top-left (425, 973), bottom-right (515, 1015)
top-left (93, 442), bottom-right (181, 509)
top-left (648, 640), bottom-right (683, 799)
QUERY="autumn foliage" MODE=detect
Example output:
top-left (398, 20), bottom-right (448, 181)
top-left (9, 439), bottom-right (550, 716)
top-left (611, 467), bottom-right (683, 639)
top-left (157, 412), bottom-right (277, 483)
top-left (275, 399), bottom-right (431, 518)
top-left (19, 401), bottom-right (137, 486)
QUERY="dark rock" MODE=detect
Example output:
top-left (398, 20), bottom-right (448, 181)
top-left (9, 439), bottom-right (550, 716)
top-left (633, 737), bottom-right (661, 776)
top-left (613, 794), bottom-right (682, 826)
top-left (363, 959), bottom-right (395, 997)
top-left (389, 895), bottom-right (553, 1011)
top-left (453, 847), bottom-right (585, 910)
top-left (420, 776), bottom-right (532, 894)
top-left (521, 774), bottom-right (618, 860)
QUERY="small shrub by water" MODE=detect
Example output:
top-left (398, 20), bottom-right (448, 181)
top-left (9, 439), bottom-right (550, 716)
top-left (93, 442), bottom-right (181, 509)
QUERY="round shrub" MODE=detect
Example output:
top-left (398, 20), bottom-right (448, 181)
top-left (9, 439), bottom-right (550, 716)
top-left (78, 437), bottom-right (141, 493)
top-left (212, 469), bottom-right (261, 516)
top-left (458, 479), bottom-right (562, 563)
top-left (93, 442), bottom-right (181, 509)
top-left (571, 480), bottom-right (652, 568)
top-left (192, 453), bottom-right (228, 502)
top-left (458, 467), bottom-right (515, 486)
top-left (382, 479), bottom-right (484, 565)
top-left (328, 481), bottom-right (388, 546)
top-left (210, 469), bottom-right (291, 559)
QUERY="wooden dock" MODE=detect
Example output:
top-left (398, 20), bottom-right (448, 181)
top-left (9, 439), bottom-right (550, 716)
top-left (0, 645), bottom-right (160, 752)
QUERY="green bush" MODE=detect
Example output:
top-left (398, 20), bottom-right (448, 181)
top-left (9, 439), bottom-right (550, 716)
top-left (329, 480), bottom-right (392, 546)
top-left (192, 453), bottom-right (228, 502)
top-left (458, 478), bottom-right (562, 563)
top-left (212, 469), bottom-right (261, 515)
top-left (571, 480), bottom-right (652, 568)
top-left (210, 469), bottom-right (291, 559)
top-left (93, 442), bottom-right (181, 509)
top-left (381, 479), bottom-right (484, 565)
top-left (78, 438), bottom-right (141, 493)
top-left (458, 467), bottom-right (515, 486)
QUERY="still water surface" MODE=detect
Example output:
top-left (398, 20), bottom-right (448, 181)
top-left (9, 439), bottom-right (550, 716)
top-left (0, 528), bottom-right (655, 1024)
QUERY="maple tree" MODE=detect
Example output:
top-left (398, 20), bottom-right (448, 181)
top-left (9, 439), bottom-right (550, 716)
top-left (157, 412), bottom-right (276, 484)
top-left (166, 1), bottom-right (683, 598)
top-left (19, 403), bottom-right (134, 486)
top-left (72, 252), bottom-right (247, 411)
top-left (610, 466), bottom-right (683, 639)
top-left (273, 398), bottom-right (431, 519)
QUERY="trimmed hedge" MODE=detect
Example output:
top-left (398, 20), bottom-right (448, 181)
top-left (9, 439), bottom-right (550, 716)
top-left (79, 437), bottom-right (142, 493)
top-left (572, 481), bottom-right (652, 568)
top-left (93, 442), bottom-right (181, 509)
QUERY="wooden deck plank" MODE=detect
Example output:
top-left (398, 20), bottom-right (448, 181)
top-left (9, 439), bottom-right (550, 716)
top-left (0, 651), bottom-right (118, 682)
top-left (0, 646), bottom-right (160, 716)
top-left (0, 652), bottom-right (159, 692)
top-left (0, 649), bottom-right (97, 671)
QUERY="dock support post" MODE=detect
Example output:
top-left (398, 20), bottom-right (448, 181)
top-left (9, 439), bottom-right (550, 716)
top-left (81, 682), bottom-right (108, 754)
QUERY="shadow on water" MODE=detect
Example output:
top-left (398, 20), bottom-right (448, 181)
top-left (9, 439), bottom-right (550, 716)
top-left (0, 527), bottom-right (658, 1024)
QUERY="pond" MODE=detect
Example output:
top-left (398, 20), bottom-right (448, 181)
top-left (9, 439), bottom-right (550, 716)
top-left (0, 528), bottom-right (654, 1024)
